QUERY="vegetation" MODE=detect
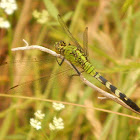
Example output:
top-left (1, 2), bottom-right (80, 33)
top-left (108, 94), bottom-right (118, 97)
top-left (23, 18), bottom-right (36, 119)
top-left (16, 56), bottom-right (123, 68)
top-left (0, 0), bottom-right (140, 139)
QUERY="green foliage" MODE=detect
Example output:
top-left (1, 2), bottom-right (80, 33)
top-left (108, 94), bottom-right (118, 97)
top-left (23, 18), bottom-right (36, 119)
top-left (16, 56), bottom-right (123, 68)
top-left (0, 0), bottom-right (140, 140)
top-left (122, 0), bottom-right (133, 13)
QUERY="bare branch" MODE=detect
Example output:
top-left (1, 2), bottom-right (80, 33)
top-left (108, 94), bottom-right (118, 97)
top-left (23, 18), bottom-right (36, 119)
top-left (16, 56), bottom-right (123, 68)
top-left (98, 97), bottom-right (108, 100)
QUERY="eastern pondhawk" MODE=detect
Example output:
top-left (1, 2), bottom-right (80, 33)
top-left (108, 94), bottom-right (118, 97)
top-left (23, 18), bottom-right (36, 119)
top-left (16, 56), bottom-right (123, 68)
top-left (54, 14), bottom-right (140, 113)
top-left (1, 14), bottom-right (139, 113)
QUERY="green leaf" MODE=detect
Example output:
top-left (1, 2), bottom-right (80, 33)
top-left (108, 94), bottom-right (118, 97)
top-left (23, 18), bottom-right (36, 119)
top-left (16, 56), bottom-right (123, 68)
top-left (43, 0), bottom-right (59, 20)
top-left (122, 0), bottom-right (133, 13)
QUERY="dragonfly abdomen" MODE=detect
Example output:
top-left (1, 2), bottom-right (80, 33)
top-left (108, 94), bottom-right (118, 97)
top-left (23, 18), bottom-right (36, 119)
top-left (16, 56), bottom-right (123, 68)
top-left (82, 62), bottom-right (140, 111)
top-left (82, 61), bottom-right (96, 74)
top-left (93, 71), bottom-right (140, 112)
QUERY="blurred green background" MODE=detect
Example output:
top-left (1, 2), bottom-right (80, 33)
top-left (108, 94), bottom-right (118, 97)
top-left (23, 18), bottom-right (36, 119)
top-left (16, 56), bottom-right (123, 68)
top-left (0, 0), bottom-right (140, 139)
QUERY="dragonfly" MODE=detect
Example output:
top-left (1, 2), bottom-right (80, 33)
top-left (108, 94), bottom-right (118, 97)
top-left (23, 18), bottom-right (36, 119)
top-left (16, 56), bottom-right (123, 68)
top-left (2, 14), bottom-right (139, 114)
top-left (54, 14), bottom-right (140, 113)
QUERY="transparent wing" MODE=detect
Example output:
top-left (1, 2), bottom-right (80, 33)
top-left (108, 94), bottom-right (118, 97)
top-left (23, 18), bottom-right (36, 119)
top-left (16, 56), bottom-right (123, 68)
top-left (0, 54), bottom-right (76, 95)
top-left (83, 27), bottom-right (89, 57)
top-left (57, 14), bottom-right (84, 52)
top-left (6, 67), bottom-right (73, 95)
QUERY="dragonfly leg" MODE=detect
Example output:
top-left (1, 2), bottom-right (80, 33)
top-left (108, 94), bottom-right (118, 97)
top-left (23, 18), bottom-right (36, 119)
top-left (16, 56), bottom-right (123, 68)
top-left (71, 70), bottom-right (84, 77)
top-left (71, 64), bottom-right (81, 76)
top-left (56, 57), bottom-right (65, 66)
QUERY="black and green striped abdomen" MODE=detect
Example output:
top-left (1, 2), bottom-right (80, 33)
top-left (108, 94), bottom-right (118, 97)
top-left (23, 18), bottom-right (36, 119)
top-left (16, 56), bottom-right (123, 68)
top-left (83, 61), bottom-right (140, 112)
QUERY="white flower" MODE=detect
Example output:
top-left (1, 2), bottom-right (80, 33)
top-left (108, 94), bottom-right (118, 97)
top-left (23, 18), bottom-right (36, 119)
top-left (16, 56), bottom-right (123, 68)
top-left (53, 117), bottom-right (64, 130)
top-left (30, 118), bottom-right (41, 130)
top-left (32, 10), bottom-right (48, 24)
top-left (0, 17), bottom-right (10, 28)
top-left (49, 123), bottom-right (56, 131)
top-left (0, 0), bottom-right (18, 15)
top-left (34, 110), bottom-right (45, 120)
top-left (53, 102), bottom-right (65, 111)
top-left (49, 116), bottom-right (64, 131)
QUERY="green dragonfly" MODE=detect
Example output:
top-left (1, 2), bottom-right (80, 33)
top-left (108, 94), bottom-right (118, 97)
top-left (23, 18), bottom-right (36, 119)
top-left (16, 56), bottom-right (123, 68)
top-left (55, 14), bottom-right (140, 113)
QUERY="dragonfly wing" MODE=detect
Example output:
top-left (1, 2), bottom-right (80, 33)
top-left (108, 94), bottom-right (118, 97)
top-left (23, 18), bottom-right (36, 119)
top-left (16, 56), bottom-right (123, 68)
top-left (6, 67), bottom-right (73, 94)
top-left (0, 55), bottom-right (75, 95)
top-left (83, 27), bottom-right (89, 57)
top-left (57, 14), bottom-right (84, 52)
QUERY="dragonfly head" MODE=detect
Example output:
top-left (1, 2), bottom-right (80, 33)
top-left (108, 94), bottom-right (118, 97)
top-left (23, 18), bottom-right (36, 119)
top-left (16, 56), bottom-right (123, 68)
top-left (54, 40), bottom-right (66, 55)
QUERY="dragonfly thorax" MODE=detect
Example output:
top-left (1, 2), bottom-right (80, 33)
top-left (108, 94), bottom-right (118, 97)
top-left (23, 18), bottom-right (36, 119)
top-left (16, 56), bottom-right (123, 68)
top-left (54, 40), bottom-right (67, 55)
